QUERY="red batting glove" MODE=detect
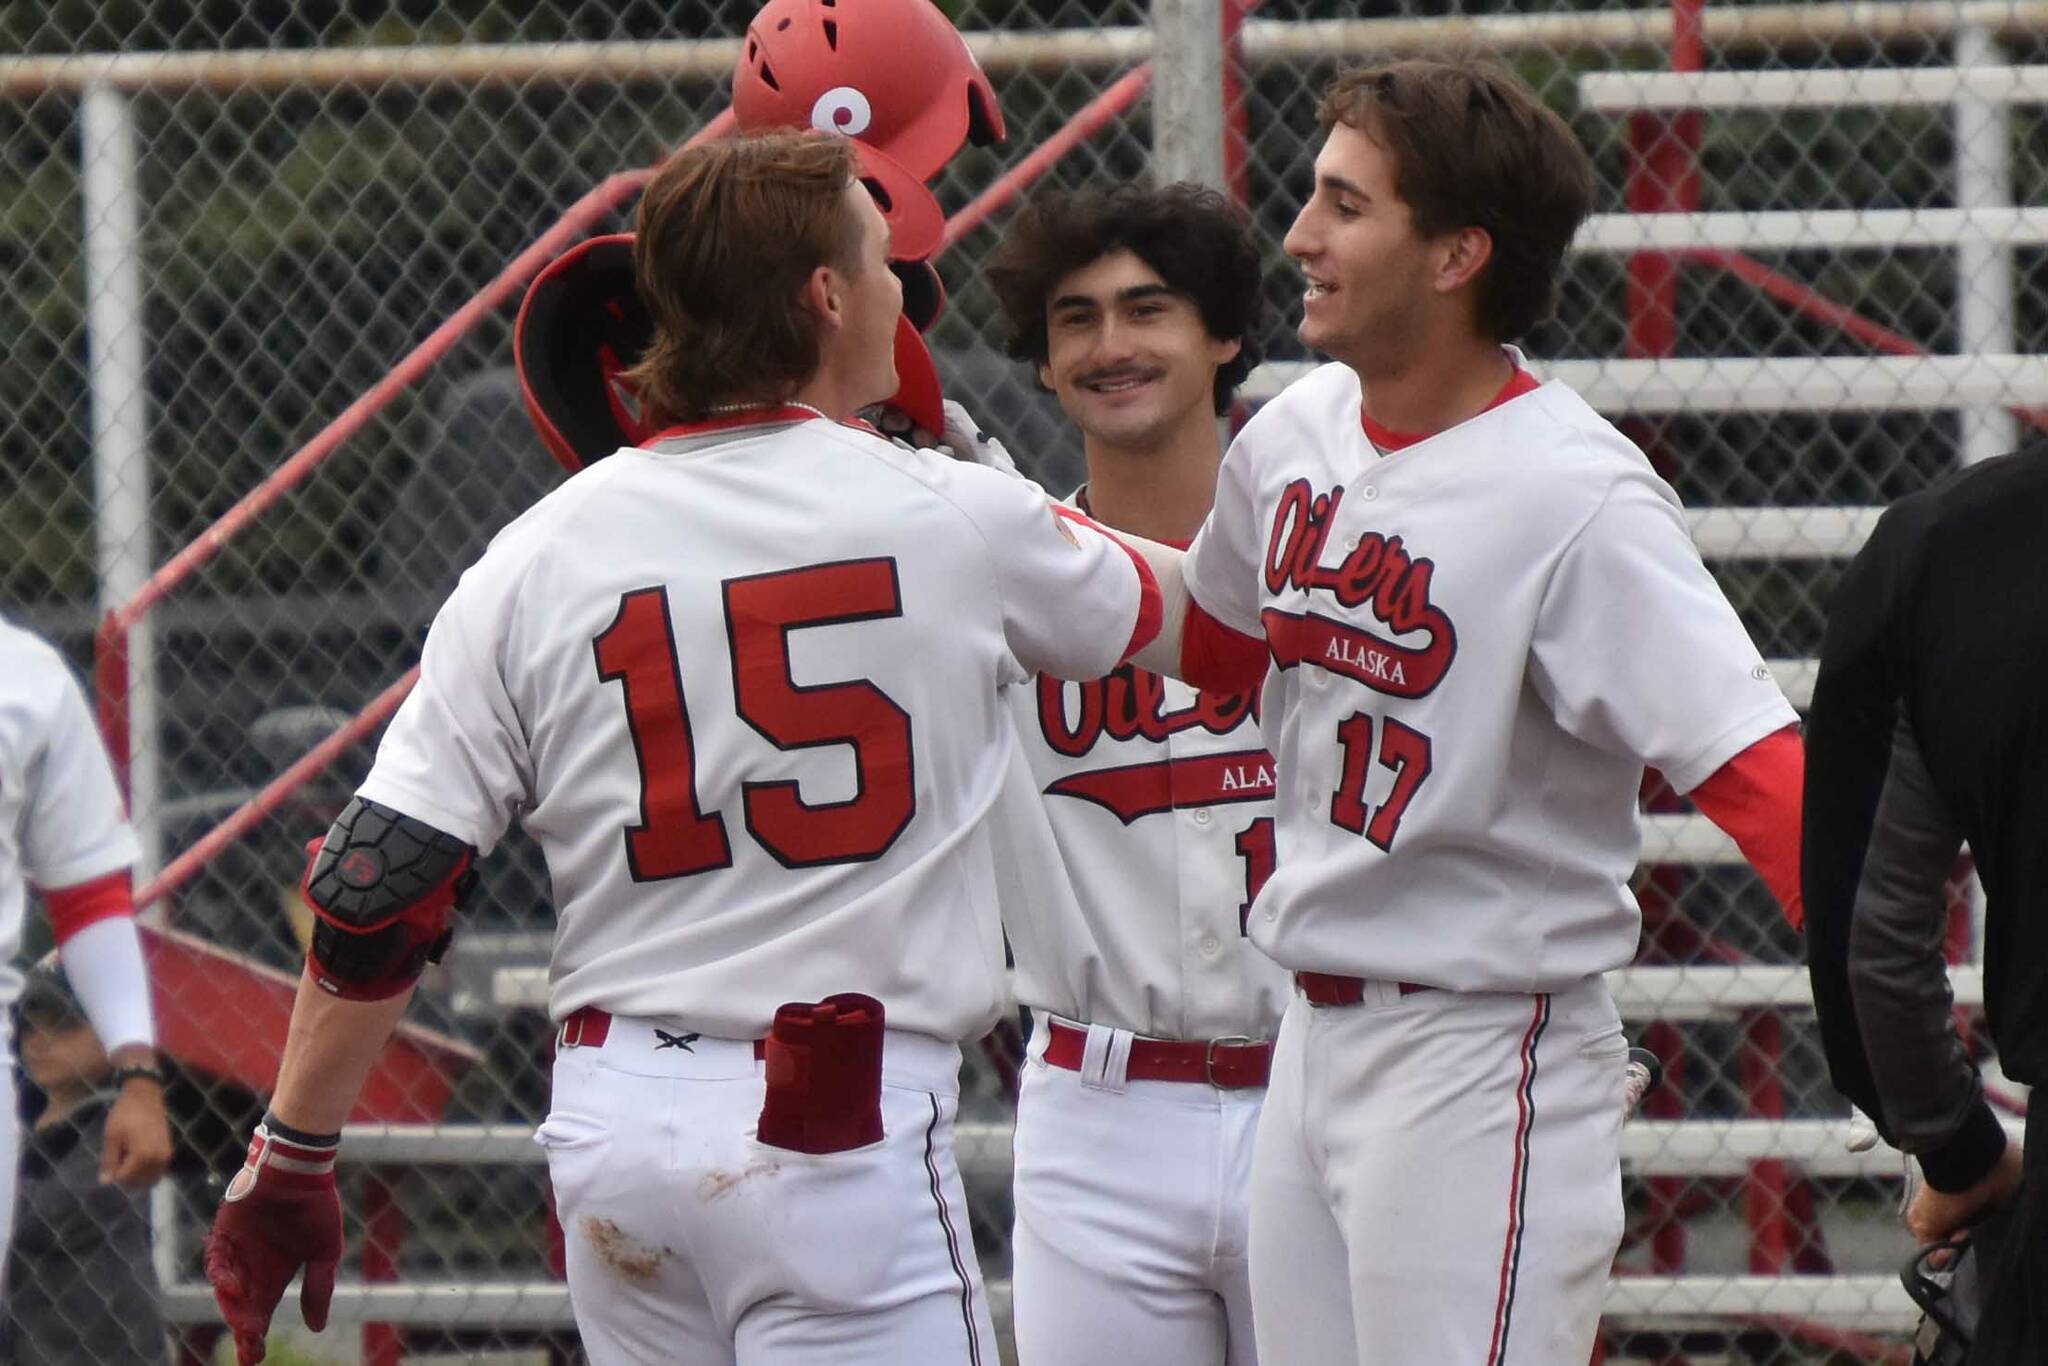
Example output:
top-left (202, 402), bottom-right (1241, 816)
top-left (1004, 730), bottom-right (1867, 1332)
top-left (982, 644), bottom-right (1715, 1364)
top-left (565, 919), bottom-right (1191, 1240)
top-left (205, 1118), bottom-right (343, 1365)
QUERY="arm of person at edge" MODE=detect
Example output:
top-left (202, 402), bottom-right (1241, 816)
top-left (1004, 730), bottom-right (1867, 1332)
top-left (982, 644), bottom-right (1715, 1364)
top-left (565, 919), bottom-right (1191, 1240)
top-left (204, 975), bottom-right (414, 1365)
top-left (268, 975), bottom-right (417, 1135)
top-left (41, 875), bottom-right (174, 1188)
top-left (100, 1042), bottom-right (171, 1187)
top-left (1801, 493), bottom-right (1946, 1152)
top-left (1847, 712), bottom-right (2022, 1243)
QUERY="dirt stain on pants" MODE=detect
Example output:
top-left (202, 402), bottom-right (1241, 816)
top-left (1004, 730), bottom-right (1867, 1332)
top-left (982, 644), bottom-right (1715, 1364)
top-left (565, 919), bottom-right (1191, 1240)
top-left (582, 1216), bottom-right (673, 1286)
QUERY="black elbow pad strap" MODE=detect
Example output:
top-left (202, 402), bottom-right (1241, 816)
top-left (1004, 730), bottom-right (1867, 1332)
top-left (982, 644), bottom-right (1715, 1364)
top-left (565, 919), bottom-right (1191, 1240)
top-left (302, 797), bottom-right (478, 1000)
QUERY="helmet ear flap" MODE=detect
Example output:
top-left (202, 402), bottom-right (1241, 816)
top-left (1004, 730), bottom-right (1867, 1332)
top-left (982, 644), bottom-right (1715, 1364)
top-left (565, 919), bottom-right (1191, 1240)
top-left (892, 259), bottom-right (946, 333)
top-left (966, 80), bottom-right (1005, 149)
top-left (849, 141), bottom-right (945, 262)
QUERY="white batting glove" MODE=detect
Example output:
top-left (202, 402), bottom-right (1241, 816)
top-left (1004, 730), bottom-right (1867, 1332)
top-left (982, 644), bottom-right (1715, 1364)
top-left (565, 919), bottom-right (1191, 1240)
top-left (1845, 1106), bottom-right (1882, 1153)
top-left (1900, 1153), bottom-right (1924, 1220)
top-left (940, 399), bottom-right (1022, 477)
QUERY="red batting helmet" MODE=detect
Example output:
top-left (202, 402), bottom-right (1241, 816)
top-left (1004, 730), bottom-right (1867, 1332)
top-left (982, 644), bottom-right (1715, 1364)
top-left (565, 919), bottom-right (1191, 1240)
top-left (733, 0), bottom-right (1005, 185)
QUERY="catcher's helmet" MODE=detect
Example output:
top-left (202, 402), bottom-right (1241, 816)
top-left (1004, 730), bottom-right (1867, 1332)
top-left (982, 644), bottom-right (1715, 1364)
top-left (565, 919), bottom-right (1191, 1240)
top-left (733, 0), bottom-right (1005, 185)
top-left (514, 234), bottom-right (651, 473)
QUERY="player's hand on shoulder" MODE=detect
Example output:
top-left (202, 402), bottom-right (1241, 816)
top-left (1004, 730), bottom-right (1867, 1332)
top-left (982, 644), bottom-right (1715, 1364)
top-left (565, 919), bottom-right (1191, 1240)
top-left (938, 399), bottom-right (1022, 477)
top-left (861, 397), bottom-right (1022, 477)
top-left (864, 399), bottom-right (942, 451)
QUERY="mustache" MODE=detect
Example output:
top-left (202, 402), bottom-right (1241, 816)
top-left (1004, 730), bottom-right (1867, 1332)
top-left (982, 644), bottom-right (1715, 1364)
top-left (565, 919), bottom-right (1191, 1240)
top-left (1075, 367), bottom-right (1161, 387)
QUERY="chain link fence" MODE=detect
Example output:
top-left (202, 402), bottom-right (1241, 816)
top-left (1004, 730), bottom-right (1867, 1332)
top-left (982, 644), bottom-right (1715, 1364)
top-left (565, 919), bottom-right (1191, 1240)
top-left (3, 0), bottom-right (2042, 1360)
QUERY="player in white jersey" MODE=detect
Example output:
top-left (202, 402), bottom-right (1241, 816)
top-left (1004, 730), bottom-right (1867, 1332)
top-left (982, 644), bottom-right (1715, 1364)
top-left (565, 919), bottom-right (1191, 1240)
top-left (1032, 61), bottom-right (1809, 1365)
top-left (981, 185), bottom-right (1286, 1365)
top-left (201, 132), bottom-right (1160, 1366)
top-left (0, 618), bottom-right (172, 1266)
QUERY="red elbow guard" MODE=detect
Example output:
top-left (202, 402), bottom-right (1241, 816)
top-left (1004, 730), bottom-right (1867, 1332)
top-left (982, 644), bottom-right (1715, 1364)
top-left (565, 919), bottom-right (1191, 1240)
top-left (301, 798), bottom-right (476, 1000)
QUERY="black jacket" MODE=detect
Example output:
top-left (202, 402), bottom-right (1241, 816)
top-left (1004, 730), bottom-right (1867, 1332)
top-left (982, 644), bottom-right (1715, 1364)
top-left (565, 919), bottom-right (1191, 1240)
top-left (3, 1095), bottom-right (169, 1366)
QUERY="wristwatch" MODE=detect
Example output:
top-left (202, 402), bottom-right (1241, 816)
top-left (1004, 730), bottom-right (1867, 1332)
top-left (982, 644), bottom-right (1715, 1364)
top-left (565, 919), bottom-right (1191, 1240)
top-left (110, 1063), bottom-right (165, 1088)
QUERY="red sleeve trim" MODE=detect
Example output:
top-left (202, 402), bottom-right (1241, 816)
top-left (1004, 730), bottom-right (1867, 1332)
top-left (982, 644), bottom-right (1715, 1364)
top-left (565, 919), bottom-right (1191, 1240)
top-left (1182, 599), bottom-right (1270, 694)
top-left (1691, 726), bottom-right (1805, 929)
top-left (1051, 505), bottom-right (1163, 664)
top-left (42, 869), bottom-right (136, 944)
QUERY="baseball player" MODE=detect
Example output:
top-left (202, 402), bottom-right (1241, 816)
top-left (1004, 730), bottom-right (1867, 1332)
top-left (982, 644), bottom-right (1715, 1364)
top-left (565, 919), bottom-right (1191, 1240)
top-left (0, 617), bottom-right (173, 1266)
top-left (1033, 60), bottom-right (1808, 1364)
top-left (202, 131), bottom-right (1162, 1366)
top-left (981, 184), bottom-right (1283, 1365)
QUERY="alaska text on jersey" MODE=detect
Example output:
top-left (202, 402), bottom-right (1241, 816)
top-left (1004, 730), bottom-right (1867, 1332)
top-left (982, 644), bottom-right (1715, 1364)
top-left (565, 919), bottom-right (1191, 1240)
top-left (1260, 479), bottom-right (1458, 699)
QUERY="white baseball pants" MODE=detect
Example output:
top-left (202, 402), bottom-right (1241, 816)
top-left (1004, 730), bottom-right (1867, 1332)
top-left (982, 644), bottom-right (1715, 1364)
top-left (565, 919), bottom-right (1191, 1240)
top-left (1010, 1018), bottom-right (1261, 1366)
top-left (539, 1019), bottom-right (996, 1365)
top-left (0, 1053), bottom-right (16, 1285)
top-left (1248, 976), bottom-right (1626, 1366)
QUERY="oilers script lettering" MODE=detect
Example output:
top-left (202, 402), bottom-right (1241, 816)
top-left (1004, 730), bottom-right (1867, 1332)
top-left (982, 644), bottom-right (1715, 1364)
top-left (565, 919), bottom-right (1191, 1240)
top-left (1260, 479), bottom-right (1457, 699)
top-left (1034, 668), bottom-right (1273, 826)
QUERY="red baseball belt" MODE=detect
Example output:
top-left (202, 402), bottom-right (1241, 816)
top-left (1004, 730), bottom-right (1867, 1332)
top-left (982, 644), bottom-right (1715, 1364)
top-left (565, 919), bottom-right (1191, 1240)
top-left (1293, 971), bottom-right (1434, 1007)
top-left (1043, 1018), bottom-right (1272, 1089)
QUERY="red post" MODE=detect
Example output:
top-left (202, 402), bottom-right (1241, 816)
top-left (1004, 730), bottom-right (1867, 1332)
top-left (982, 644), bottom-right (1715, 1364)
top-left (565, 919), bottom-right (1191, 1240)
top-left (1641, 1019), bottom-right (1689, 1274)
top-left (1623, 0), bottom-right (1704, 365)
top-left (1740, 1011), bottom-right (1792, 1274)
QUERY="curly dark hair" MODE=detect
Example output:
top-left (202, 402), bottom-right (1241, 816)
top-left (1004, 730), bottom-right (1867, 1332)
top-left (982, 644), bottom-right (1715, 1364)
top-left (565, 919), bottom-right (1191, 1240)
top-left (986, 183), bottom-right (1265, 415)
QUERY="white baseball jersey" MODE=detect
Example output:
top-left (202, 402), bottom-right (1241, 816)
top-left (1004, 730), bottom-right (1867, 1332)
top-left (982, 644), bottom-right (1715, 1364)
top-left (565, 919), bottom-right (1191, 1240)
top-left (1182, 358), bottom-right (1797, 993)
top-left (1004, 628), bottom-right (1290, 1042)
top-left (0, 616), bottom-right (141, 1011)
top-left (357, 413), bottom-right (1152, 1042)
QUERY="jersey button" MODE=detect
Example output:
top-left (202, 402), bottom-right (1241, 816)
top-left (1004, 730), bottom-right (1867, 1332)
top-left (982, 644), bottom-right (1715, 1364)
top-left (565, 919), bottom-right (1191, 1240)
top-left (1191, 807), bottom-right (1212, 825)
top-left (1308, 793), bottom-right (1323, 812)
top-left (1200, 934), bottom-right (1221, 956)
top-left (1360, 485), bottom-right (1379, 501)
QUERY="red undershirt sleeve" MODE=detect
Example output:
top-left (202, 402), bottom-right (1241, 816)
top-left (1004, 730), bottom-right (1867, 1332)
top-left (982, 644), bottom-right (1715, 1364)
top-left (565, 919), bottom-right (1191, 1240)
top-left (1181, 599), bottom-right (1270, 695)
top-left (1690, 726), bottom-right (1806, 929)
top-left (42, 869), bottom-right (137, 943)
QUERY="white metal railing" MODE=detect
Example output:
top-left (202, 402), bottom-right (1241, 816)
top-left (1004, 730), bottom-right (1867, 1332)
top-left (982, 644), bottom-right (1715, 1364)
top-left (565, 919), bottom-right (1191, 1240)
top-left (1575, 205), bottom-right (2048, 252)
top-left (7, 7), bottom-right (2047, 96)
top-left (1574, 49), bottom-right (2030, 471)
top-left (1686, 507), bottom-right (1882, 559)
top-left (1242, 353), bottom-right (2048, 412)
top-left (328, 1113), bottom-right (2018, 1183)
top-left (1610, 964), bottom-right (1983, 1019)
top-left (1579, 63), bottom-right (2048, 111)
top-left (155, 1273), bottom-right (1928, 1331)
